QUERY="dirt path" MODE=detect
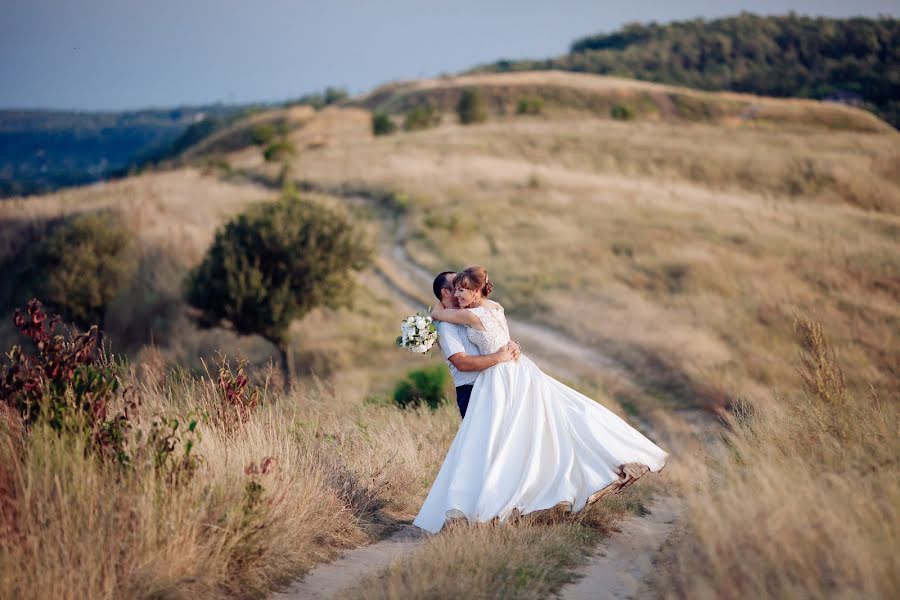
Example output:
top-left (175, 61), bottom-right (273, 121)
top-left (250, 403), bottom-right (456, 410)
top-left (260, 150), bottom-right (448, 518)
top-left (561, 495), bottom-right (684, 600)
top-left (271, 525), bottom-right (428, 600)
top-left (381, 218), bottom-right (630, 381)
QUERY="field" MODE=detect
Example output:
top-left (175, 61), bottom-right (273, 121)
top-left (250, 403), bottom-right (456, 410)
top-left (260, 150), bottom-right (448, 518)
top-left (1, 71), bottom-right (898, 599)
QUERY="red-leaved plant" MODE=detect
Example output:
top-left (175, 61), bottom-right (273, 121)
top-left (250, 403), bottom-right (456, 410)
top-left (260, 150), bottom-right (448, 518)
top-left (0, 299), bottom-right (124, 448)
top-left (0, 299), bottom-right (200, 482)
top-left (214, 356), bottom-right (261, 435)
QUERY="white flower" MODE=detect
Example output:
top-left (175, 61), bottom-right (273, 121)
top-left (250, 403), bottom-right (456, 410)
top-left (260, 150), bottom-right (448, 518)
top-left (397, 311), bottom-right (440, 354)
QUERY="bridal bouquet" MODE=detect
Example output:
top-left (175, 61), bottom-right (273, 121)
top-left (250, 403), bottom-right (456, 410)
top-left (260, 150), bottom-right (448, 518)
top-left (396, 312), bottom-right (438, 354)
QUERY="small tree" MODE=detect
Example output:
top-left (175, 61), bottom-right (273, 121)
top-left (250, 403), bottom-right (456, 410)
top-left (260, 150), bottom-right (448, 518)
top-left (516, 96), bottom-right (544, 115)
top-left (372, 112), bottom-right (396, 136)
top-left (403, 104), bottom-right (441, 131)
top-left (263, 139), bottom-right (295, 162)
top-left (323, 86), bottom-right (348, 105)
top-left (186, 195), bottom-right (372, 386)
top-left (611, 103), bottom-right (636, 121)
top-left (457, 88), bottom-right (488, 124)
top-left (27, 210), bottom-right (135, 332)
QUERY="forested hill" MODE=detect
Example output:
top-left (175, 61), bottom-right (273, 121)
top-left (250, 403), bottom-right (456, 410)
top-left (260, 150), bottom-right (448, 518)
top-left (469, 13), bottom-right (900, 127)
top-left (0, 105), bottom-right (254, 199)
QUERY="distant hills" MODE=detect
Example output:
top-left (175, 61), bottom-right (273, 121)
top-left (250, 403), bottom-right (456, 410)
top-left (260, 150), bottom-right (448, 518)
top-left (469, 13), bottom-right (899, 128)
top-left (1, 13), bottom-right (897, 200)
top-left (0, 87), bottom-right (351, 199)
top-left (0, 104), bottom-right (257, 198)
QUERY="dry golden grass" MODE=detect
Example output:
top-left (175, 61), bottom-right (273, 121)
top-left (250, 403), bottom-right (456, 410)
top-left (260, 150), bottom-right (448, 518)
top-left (0, 363), bottom-right (461, 599)
top-left (262, 107), bottom-right (898, 415)
top-left (351, 71), bottom-right (892, 133)
top-left (2, 70), bottom-right (898, 599)
top-left (339, 483), bottom-right (656, 600)
top-left (655, 316), bottom-right (899, 599)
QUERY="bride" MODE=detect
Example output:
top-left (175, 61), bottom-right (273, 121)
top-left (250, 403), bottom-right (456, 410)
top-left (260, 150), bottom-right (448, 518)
top-left (413, 266), bottom-right (669, 534)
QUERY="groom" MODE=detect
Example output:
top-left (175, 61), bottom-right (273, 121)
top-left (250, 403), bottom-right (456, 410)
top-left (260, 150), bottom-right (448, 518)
top-left (432, 271), bottom-right (520, 418)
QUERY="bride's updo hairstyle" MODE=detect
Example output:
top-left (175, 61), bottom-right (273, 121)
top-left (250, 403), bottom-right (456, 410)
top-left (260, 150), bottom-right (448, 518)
top-left (454, 266), bottom-right (493, 297)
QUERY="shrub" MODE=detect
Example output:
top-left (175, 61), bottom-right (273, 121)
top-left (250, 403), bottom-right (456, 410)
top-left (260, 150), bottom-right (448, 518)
top-left (252, 124), bottom-right (278, 146)
top-left (611, 103), bottom-right (636, 120)
top-left (516, 96), bottom-right (544, 115)
top-left (186, 195), bottom-right (372, 386)
top-left (457, 88), bottom-right (488, 124)
top-left (323, 86), bottom-right (348, 105)
top-left (0, 299), bottom-right (200, 480)
top-left (24, 210), bottom-right (135, 332)
top-left (263, 139), bottom-right (295, 162)
top-left (1, 299), bottom-right (114, 430)
top-left (372, 112), bottom-right (396, 136)
top-left (403, 104), bottom-right (441, 131)
top-left (213, 356), bottom-right (262, 435)
top-left (392, 364), bottom-right (449, 410)
top-left (287, 86), bottom-right (349, 110)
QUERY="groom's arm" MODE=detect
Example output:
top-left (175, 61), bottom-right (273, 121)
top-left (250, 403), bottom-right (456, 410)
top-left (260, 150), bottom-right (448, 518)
top-left (449, 341), bottom-right (520, 372)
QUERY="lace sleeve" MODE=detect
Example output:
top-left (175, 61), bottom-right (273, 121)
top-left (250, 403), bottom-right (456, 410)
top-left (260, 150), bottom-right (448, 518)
top-left (465, 305), bottom-right (488, 331)
top-left (494, 303), bottom-right (510, 339)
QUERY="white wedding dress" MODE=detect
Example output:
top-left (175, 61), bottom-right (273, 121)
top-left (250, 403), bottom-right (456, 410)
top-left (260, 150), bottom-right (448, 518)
top-left (413, 300), bottom-right (669, 534)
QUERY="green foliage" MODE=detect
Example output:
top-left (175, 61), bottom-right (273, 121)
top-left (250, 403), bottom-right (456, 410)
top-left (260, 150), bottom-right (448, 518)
top-left (252, 123), bottom-right (280, 146)
top-left (372, 112), bottom-right (397, 136)
top-left (516, 96), bottom-right (544, 115)
top-left (185, 195), bottom-right (372, 382)
top-left (324, 86), bottom-right (349, 105)
top-left (25, 210), bottom-right (135, 330)
top-left (135, 416), bottom-right (202, 485)
top-left (392, 364), bottom-right (449, 410)
top-left (263, 139), bottom-right (295, 162)
top-left (286, 86), bottom-right (349, 110)
top-left (476, 14), bottom-right (900, 127)
top-left (0, 104), bottom-right (249, 198)
top-left (611, 103), bottom-right (636, 120)
top-left (457, 88), bottom-right (488, 125)
top-left (403, 103), bottom-right (442, 131)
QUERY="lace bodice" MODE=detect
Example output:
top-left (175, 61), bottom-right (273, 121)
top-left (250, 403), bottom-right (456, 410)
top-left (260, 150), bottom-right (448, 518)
top-left (466, 302), bottom-right (511, 354)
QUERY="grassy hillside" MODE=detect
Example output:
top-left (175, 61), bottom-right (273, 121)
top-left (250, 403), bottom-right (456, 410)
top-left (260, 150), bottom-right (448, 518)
top-left (255, 73), bottom-right (900, 413)
top-left (352, 70), bottom-right (892, 133)
top-left (2, 70), bottom-right (898, 598)
top-left (0, 89), bottom-right (350, 201)
top-left (469, 13), bottom-right (900, 128)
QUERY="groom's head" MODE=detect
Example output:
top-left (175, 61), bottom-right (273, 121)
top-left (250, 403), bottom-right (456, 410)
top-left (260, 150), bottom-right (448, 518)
top-left (432, 271), bottom-right (458, 309)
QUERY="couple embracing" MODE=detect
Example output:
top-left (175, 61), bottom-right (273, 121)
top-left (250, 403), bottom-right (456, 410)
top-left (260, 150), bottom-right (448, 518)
top-left (413, 266), bottom-right (669, 534)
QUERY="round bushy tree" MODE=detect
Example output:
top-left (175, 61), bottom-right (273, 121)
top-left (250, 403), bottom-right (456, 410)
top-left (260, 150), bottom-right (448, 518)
top-left (403, 104), bottom-right (441, 131)
top-left (372, 112), bottom-right (396, 136)
top-left (186, 195), bottom-right (372, 385)
top-left (611, 103), bottom-right (636, 121)
top-left (28, 210), bottom-right (135, 332)
top-left (457, 88), bottom-right (488, 125)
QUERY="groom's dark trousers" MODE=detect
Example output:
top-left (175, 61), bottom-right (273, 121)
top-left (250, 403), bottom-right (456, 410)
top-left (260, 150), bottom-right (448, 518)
top-left (456, 384), bottom-right (474, 419)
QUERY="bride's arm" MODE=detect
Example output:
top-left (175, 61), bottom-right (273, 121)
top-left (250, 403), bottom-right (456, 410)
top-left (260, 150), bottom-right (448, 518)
top-left (430, 305), bottom-right (484, 329)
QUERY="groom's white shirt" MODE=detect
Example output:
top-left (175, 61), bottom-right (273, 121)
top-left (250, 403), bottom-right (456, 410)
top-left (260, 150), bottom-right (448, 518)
top-left (437, 321), bottom-right (481, 387)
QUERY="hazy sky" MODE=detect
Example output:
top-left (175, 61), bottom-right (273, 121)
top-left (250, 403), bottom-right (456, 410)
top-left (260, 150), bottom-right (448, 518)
top-left (2, 1), bottom-right (898, 112)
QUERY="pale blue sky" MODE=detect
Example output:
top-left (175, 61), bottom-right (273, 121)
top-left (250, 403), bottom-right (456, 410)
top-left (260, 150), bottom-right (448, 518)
top-left (2, 1), bottom-right (897, 111)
